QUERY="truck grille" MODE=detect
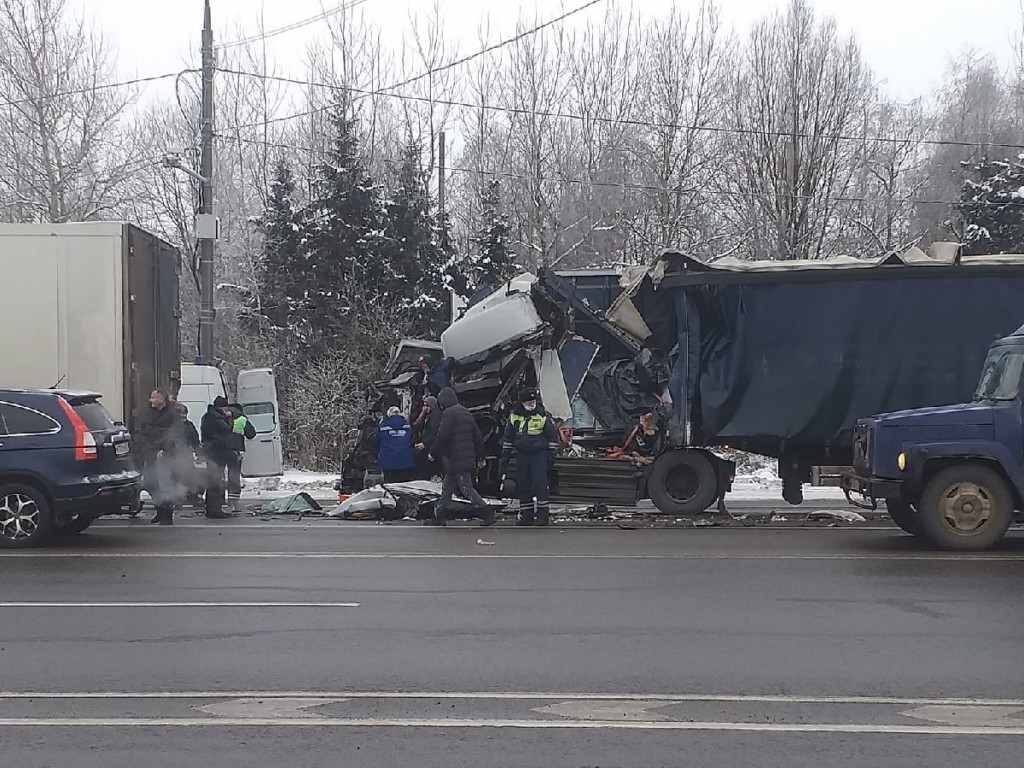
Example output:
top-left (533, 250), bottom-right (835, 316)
top-left (852, 424), bottom-right (870, 471)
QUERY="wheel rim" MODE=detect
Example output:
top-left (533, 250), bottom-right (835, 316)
top-left (937, 482), bottom-right (992, 534)
top-left (0, 493), bottom-right (40, 541)
top-left (665, 465), bottom-right (699, 504)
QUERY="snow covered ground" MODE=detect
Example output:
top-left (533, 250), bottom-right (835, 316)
top-left (243, 460), bottom-right (848, 504)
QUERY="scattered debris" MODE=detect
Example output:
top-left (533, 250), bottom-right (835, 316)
top-left (477, 539), bottom-right (496, 546)
top-left (256, 493), bottom-right (324, 517)
top-left (807, 509), bottom-right (868, 524)
top-left (769, 513), bottom-right (789, 522)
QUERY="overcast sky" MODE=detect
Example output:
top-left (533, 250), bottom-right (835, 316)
top-left (75, 0), bottom-right (1020, 104)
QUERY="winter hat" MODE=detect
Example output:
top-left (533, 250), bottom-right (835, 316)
top-left (519, 388), bottom-right (539, 403)
top-left (424, 396), bottom-right (438, 410)
top-left (387, 406), bottom-right (401, 418)
top-left (437, 387), bottom-right (459, 409)
top-left (213, 396), bottom-right (229, 408)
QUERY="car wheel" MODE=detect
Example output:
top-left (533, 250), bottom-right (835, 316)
top-left (647, 450), bottom-right (718, 515)
top-left (0, 483), bottom-right (55, 549)
top-left (57, 514), bottom-right (98, 535)
top-left (919, 464), bottom-right (1013, 551)
top-left (886, 499), bottom-right (923, 537)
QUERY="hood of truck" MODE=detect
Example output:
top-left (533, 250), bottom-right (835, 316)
top-left (870, 401), bottom-right (996, 428)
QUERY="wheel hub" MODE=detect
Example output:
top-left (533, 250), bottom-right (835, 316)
top-left (0, 493), bottom-right (40, 541)
top-left (665, 466), bottom-right (699, 504)
top-left (938, 482), bottom-right (991, 533)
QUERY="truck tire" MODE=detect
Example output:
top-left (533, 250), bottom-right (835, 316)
top-left (885, 500), bottom-right (923, 537)
top-left (919, 464), bottom-right (1013, 551)
top-left (648, 450), bottom-right (718, 515)
top-left (0, 483), bottom-right (55, 549)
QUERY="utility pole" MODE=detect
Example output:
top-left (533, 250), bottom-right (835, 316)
top-left (197, 0), bottom-right (217, 364)
top-left (437, 130), bottom-right (446, 217)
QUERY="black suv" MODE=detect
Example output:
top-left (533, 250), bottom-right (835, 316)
top-left (0, 389), bottom-right (141, 548)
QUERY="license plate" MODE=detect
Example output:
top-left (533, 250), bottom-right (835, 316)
top-left (115, 442), bottom-right (130, 456)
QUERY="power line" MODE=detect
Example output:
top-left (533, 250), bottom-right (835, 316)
top-left (215, 131), bottom-right (1022, 209)
top-left (219, 0), bottom-right (370, 50)
top-left (217, 66), bottom-right (1024, 152)
top-left (0, 70), bottom-right (195, 109)
top-left (224, 0), bottom-right (607, 132)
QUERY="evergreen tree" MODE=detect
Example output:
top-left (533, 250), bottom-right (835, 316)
top-left (383, 141), bottom-right (453, 338)
top-left (472, 178), bottom-right (516, 288)
top-left (956, 156), bottom-right (1024, 256)
top-left (303, 108), bottom-right (389, 350)
top-left (249, 161), bottom-right (304, 336)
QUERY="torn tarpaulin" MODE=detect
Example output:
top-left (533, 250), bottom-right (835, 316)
top-left (577, 350), bottom-right (671, 430)
top-left (328, 481), bottom-right (505, 521)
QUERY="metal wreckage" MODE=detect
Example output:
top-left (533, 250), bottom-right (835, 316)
top-left (338, 243), bottom-right (1024, 519)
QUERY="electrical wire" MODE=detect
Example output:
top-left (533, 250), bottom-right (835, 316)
top-left (214, 131), bottom-right (1023, 209)
top-left (0, 70), bottom-right (197, 109)
top-left (224, 0), bottom-right (608, 132)
top-left (218, 0), bottom-right (370, 50)
top-left (216, 67), bottom-right (1024, 152)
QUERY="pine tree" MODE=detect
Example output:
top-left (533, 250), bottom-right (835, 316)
top-left (383, 141), bottom-right (452, 338)
top-left (472, 178), bottom-right (515, 289)
top-left (303, 108), bottom-right (389, 350)
top-left (249, 161), bottom-right (304, 336)
top-left (956, 156), bottom-right (1024, 256)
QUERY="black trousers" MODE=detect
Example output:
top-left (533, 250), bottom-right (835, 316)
top-left (516, 451), bottom-right (551, 524)
top-left (227, 452), bottom-right (243, 499)
top-left (205, 458), bottom-right (228, 516)
top-left (437, 472), bottom-right (487, 520)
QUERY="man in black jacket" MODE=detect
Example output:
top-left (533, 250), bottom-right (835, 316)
top-left (135, 389), bottom-right (180, 525)
top-left (500, 388), bottom-right (559, 526)
top-left (200, 396), bottom-right (235, 519)
top-left (413, 395), bottom-right (442, 480)
top-left (427, 387), bottom-right (495, 526)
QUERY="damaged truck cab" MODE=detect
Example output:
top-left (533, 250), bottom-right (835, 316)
top-left (844, 327), bottom-right (1024, 550)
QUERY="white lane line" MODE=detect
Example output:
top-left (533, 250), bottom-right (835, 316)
top-left (0, 602), bottom-right (359, 608)
top-left (1, 692), bottom-right (1022, 707)
top-left (0, 717), bottom-right (1020, 734)
top-left (2, 552), bottom-right (1022, 561)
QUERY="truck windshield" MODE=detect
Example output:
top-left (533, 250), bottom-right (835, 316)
top-left (974, 347), bottom-right (1024, 401)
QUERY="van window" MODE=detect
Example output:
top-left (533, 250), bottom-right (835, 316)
top-left (242, 402), bottom-right (277, 433)
top-left (0, 403), bottom-right (61, 435)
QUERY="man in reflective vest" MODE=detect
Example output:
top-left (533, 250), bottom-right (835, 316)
top-left (500, 388), bottom-right (559, 526)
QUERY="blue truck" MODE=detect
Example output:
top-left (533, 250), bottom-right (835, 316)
top-left (843, 325), bottom-right (1024, 550)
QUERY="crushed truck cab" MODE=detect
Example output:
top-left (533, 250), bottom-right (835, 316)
top-left (844, 325), bottom-right (1024, 550)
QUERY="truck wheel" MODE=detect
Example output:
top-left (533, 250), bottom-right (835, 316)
top-left (885, 500), bottom-right (923, 537)
top-left (0, 483), bottom-right (55, 549)
top-left (919, 465), bottom-right (1013, 551)
top-left (648, 450), bottom-right (718, 515)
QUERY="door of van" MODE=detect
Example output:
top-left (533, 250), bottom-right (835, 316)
top-left (236, 368), bottom-right (283, 477)
top-left (178, 365), bottom-right (228, 434)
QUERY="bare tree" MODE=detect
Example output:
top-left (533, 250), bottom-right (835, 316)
top-left (724, 0), bottom-right (872, 260)
top-left (0, 0), bottom-right (139, 222)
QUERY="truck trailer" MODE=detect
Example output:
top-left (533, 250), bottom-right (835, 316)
top-left (0, 222), bottom-right (180, 430)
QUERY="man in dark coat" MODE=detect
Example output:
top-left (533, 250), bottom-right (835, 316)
top-left (200, 396), bottom-right (235, 519)
top-left (413, 395), bottom-right (442, 479)
top-left (135, 389), bottom-right (180, 525)
top-left (173, 402), bottom-right (204, 508)
top-left (500, 388), bottom-right (559, 526)
top-left (427, 387), bottom-right (495, 526)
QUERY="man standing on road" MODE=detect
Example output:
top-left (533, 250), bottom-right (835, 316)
top-left (226, 403), bottom-right (256, 512)
top-left (173, 402), bottom-right (204, 509)
top-left (413, 395), bottom-right (441, 480)
top-left (500, 388), bottom-right (559, 527)
top-left (135, 389), bottom-right (179, 525)
top-left (377, 406), bottom-right (416, 484)
top-left (200, 396), bottom-right (235, 520)
top-left (428, 387), bottom-right (495, 527)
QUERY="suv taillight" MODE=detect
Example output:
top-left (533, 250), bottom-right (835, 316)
top-left (56, 397), bottom-right (98, 461)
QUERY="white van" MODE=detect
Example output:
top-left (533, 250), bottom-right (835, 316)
top-left (177, 364), bottom-right (228, 434)
top-left (236, 368), bottom-right (283, 477)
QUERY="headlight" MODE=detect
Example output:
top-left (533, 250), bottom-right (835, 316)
top-left (897, 452), bottom-right (907, 471)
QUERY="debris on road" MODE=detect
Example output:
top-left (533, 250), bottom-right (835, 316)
top-left (807, 509), bottom-right (868, 524)
top-left (477, 539), bottom-right (496, 546)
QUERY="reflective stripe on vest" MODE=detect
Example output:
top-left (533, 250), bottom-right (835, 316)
top-left (509, 412), bottom-right (548, 436)
top-left (233, 415), bottom-right (249, 434)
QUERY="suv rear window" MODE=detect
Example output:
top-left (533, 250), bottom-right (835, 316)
top-left (0, 402), bottom-right (60, 435)
top-left (72, 401), bottom-right (115, 431)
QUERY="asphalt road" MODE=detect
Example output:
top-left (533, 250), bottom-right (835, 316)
top-left (2, 514), bottom-right (1023, 767)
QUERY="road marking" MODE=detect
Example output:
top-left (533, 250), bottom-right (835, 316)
top-left (533, 700), bottom-right (674, 721)
top-left (0, 717), bottom-right (1020, 734)
top-left (3, 552), bottom-right (1024, 561)
top-left (0, 602), bottom-right (359, 608)
top-left (902, 705), bottom-right (1024, 727)
top-left (198, 697), bottom-right (346, 719)
top-left (2, 692), bottom-right (1023, 707)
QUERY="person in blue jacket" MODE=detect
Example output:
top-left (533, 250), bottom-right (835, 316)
top-left (377, 407), bottom-right (416, 484)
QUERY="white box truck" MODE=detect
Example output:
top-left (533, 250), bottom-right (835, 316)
top-left (0, 222), bottom-right (180, 430)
